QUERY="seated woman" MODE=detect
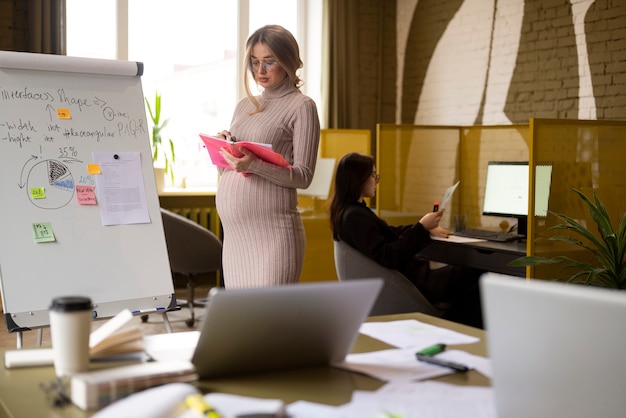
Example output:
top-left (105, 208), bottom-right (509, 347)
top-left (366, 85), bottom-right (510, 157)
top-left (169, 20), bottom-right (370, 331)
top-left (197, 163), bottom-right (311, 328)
top-left (329, 152), bottom-right (484, 328)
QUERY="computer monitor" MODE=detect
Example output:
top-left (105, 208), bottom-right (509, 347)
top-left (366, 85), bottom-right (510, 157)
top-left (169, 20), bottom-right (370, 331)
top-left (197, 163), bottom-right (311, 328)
top-left (482, 161), bottom-right (552, 236)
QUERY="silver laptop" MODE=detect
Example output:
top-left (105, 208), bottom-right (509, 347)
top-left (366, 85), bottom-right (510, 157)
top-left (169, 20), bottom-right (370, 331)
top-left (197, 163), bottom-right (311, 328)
top-left (480, 273), bottom-right (626, 418)
top-left (190, 279), bottom-right (382, 378)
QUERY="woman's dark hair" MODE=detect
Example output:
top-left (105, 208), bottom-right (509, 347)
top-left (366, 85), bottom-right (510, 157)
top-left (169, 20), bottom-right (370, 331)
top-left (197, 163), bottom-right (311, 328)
top-left (329, 153), bottom-right (375, 240)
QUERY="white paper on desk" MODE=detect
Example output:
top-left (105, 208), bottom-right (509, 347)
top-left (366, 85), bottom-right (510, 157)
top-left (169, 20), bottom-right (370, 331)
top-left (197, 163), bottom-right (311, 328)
top-left (176, 393), bottom-right (284, 418)
top-left (359, 319), bottom-right (479, 349)
top-left (93, 151), bottom-right (150, 226)
top-left (143, 331), bottom-right (199, 362)
top-left (287, 400), bottom-right (349, 418)
top-left (440, 180), bottom-right (460, 209)
top-left (345, 380), bottom-right (497, 418)
top-left (438, 350), bottom-right (493, 379)
top-left (432, 235), bottom-right (487, 243)
top-left (334, 348), bottom-right (454, 382)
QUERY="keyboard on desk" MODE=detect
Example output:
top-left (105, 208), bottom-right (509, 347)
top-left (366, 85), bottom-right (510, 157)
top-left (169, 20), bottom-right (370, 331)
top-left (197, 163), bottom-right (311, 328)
top-left (454, 228), bottom-right (521, 242)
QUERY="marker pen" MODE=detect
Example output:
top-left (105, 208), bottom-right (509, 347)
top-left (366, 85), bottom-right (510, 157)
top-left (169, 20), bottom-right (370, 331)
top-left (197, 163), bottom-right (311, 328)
top-left (131, 307), bottom-right (165, 314)
top-left (415, 353), bottom-right (469, 372)
top-left (433, 201), bottom-right (440, 212)
top-left (416, 343), bottom-right (446, 356)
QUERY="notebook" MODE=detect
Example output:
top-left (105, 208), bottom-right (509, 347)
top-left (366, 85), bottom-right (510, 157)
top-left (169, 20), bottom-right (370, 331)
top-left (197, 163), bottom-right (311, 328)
top-left (480, 273), bottom-right (626, 418)
top-left (146, 279), bottom-right (383, 378)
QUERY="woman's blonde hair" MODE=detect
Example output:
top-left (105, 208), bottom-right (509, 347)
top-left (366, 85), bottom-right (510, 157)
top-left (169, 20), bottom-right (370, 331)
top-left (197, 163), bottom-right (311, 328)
top-left (243, 25), bottom-right (303, 113)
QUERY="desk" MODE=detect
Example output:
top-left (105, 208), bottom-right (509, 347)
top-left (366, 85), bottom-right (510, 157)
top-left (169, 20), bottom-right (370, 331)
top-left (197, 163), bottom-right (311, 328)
top-left (418, 239), bottom-right (526, 277)
top-left (0, 313), bottom-right (488, 417)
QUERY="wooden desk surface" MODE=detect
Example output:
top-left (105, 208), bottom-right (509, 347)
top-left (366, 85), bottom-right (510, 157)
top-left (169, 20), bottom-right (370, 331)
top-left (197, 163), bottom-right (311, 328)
top-left (0, 313), bottom-right (488, 417)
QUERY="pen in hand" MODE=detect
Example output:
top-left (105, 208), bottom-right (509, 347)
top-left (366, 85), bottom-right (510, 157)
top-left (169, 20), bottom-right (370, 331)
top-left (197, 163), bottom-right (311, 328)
top-left (433, 201), bottom-right (440, 212)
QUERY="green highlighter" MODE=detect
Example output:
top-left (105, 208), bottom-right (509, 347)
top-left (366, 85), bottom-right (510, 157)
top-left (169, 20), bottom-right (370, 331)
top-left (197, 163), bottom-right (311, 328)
top-left (416, 343), bottom-right (446, 356)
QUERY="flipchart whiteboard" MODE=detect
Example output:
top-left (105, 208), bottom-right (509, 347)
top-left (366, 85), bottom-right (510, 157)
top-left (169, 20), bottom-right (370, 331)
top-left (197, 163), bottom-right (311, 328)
top-left (0, 51), bottom-right (175, 332)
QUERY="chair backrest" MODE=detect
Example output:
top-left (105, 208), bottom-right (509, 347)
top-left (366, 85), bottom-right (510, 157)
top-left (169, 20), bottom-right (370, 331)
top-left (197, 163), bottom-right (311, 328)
top-left (333, 239), bottom-right (443, 316)
top-left (160, 208), bottom-right (222, 276)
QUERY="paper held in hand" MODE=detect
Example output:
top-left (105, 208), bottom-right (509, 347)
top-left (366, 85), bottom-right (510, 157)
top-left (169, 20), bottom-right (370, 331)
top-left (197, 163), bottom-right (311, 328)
top-left (439, 181), bottom-right (460, 210)
top-left (199, 133), bottom-right (291, 172)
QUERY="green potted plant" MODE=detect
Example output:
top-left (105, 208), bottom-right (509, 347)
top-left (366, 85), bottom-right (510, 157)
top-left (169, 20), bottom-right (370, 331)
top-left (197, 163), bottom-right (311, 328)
top-left (145, 92), bottom-right (175, 186)
top-left (509, 188), bottom-right (626, 289)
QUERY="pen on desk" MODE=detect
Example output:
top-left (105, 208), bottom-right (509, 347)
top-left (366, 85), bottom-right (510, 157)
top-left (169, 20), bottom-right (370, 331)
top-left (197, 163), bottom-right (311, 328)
top-left (415, 352), bottom-right (469, 372)
top-left (185, 393), bottom-right (221, 418)
top-left (416, 343), bottom-right (446, 356)
top-left (433, 201), bottom-right (440, 212)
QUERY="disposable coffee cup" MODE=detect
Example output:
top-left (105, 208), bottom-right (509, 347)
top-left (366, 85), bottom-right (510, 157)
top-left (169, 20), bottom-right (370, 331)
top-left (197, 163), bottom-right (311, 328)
top-left (49, 296), bottom-right (93, 377)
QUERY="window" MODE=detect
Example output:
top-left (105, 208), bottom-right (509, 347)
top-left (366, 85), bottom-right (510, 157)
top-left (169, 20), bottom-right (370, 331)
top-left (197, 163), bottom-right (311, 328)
top-left (67, 0), bottom-right (323, 188)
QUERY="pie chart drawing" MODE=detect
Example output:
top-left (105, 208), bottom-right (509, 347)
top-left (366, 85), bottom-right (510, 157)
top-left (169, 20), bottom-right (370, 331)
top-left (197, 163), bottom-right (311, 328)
top-left (27, 159), bottom-right (75, 209)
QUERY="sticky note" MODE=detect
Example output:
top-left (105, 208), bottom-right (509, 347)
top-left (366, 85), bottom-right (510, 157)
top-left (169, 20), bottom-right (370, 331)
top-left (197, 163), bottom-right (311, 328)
top-left (32, 222), bottom-right (56, 243)
top-left (88, 164), bottom-right (101, 174)
top-left (76, 185), bottom-right (97, 205)
top-left (57, 108), bottom-right (71, 119)
top-left (30, 187), bottom-right (46, 199)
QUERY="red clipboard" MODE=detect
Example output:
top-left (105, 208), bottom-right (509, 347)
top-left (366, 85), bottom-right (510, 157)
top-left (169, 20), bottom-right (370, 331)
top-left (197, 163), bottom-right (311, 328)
top-left (199, 134), bottom-right (291, 175)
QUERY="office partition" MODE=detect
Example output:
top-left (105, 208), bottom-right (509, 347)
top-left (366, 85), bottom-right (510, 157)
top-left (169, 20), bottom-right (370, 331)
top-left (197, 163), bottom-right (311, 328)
top-left (376, 124), bottom-right (462, 228)
top-left (528, 118), bottom-right (626, 279)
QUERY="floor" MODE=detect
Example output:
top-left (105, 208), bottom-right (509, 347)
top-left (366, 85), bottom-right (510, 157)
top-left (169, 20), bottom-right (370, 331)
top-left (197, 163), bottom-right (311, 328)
top-left (0, 281), bottom-right (215, 350)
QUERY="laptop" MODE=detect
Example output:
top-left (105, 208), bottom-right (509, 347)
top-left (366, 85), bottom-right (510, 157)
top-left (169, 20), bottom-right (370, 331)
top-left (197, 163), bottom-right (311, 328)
top-left (480, 273), bottom-right (626, 418)
top-left (150, 279), bottom-right (382, 378)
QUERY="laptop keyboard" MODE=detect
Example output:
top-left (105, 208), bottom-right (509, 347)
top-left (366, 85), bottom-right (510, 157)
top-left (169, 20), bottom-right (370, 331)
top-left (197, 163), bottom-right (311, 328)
top-left (454, 228), bottom-right (521, 242)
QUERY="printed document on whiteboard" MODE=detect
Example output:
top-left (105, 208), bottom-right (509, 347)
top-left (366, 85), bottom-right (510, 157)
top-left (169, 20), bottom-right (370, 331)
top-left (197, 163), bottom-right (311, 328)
top-left (93, 152), bottom-right (150, 225)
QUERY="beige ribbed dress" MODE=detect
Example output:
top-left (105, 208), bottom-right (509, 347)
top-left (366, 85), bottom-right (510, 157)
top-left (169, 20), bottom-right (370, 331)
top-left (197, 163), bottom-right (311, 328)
top-left (216, 77), bottom-right (320, 289)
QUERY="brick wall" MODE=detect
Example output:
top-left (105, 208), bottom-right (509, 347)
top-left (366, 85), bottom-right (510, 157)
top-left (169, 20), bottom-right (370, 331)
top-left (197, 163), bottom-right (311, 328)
top-left (352, 0), bottom-right (626, 131)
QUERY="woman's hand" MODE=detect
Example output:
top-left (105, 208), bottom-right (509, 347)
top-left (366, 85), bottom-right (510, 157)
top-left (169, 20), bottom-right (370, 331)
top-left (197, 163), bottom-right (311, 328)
top-left (219, 146), bottom-right (255, 173)
top-left (216, 130), bottom-right (236, 141)
top-left (419, 209), bottom-right (444, 231)
top-left (429, 225), bottom-right (453, 238)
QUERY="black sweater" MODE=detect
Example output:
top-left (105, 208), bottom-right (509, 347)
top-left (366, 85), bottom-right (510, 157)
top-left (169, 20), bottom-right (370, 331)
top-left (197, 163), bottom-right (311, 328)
top-left (338, 201), bottom-right (431, 281)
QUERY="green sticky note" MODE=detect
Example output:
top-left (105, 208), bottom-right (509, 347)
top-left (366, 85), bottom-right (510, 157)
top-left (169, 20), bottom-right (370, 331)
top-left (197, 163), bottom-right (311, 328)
top-left (31, 187), bottom-right (46, 199)
top-left (33, 222), bottom-right (56, 243)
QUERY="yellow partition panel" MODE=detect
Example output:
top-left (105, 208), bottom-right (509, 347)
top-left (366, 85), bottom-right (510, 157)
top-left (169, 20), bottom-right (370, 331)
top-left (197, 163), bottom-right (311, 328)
top-left (317, 128), bottom-right (372, 207)
top-left (299, 129), bottom-right (371, 283)
top-left (319, 128), bottom-right (372, 159)
top-left (528, 118), bottom-right (626, 279)
top-left (376, 124), bottom-right (462, 228)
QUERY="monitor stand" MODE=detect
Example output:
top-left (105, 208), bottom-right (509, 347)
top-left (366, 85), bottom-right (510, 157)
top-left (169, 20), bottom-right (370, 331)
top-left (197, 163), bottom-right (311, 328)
top-left (515, 215), bottom-right (528, 239)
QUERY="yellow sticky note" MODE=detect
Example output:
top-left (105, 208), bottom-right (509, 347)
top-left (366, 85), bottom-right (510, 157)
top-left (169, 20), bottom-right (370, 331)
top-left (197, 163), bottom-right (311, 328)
top-left (76, 185), bottom-right (97, 205)
top-left (33, 222), bottom-right (56, 243)
top-left (57, 108), bottom-right (71, 119)
top-left (30, 187), bottom-right (46, 199)
top-left (88, 164), bottom-right (101, 174)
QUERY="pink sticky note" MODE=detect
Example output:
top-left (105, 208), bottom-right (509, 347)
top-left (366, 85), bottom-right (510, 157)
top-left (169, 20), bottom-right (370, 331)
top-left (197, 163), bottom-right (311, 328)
top-left (76, 185), bottom-right (97, 205)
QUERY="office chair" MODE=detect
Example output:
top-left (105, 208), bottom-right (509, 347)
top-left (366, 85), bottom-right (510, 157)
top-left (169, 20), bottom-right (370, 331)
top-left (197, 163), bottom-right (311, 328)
top-left (160, 208), bottom-right (223, 327)
top-left (333, 240), bottom-right (446, 317)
